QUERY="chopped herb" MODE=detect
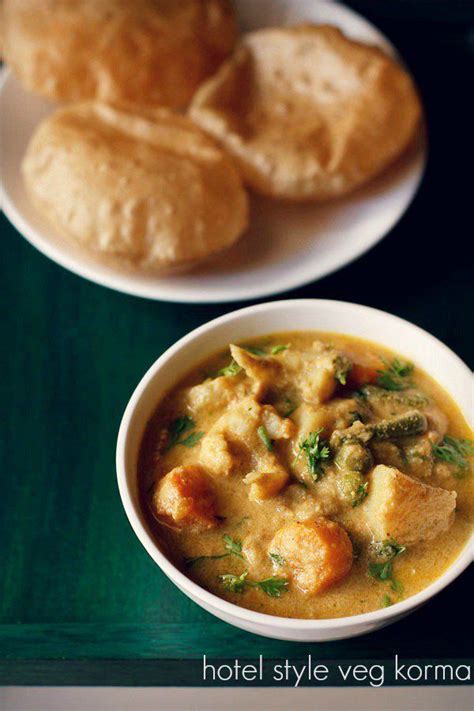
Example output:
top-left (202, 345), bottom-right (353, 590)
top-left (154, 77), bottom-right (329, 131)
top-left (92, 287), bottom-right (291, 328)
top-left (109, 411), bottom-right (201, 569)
top-left (222, 535), bottom-right (244, 559)
top-left (432, 436), bottom-right (474, 475)
top-left (217, 359), bottom-right (242, 377)
top-left (390, 578), bottom-right (404, 595)
top-left (281, 397), bottom-right (297, 417)
top-left (352, 482), bottom-right (369, 507)
top-left (294, 429), bottom-right (331, 481)
top-left (377, 358), bottom-right (414, 391)
top-left (219, 571), bottom-right (248, 593)
top-left (185, 535), bottom-right (244, 567)
top-left (269, 552), bottom-right (286, 566)
top-left (185, 552), bottom-right (228, 568)
top-left (242, 343), bottom-right (289, 357)
top-left (243, 345), bottom-right (267, 357)
top-left (219, 570), bottom-right (289, 597)
top-left (349, 411), bottom-right (363, 424)
top-left (371, 539), bottom-right (406, 560)
top-left (179, 431), bottom-right (204, 448)
top-left (258, 425), bottom-right (273, 452)
top-left (389, 358), bottom-right (414, 377)
top-left (254, 577), bottom-right (289, 598)
top-left (368, 538), bottom-right (406, 595)
top-left (381, 594), bottom-right (393, 608)
top-left (335, 356), bottom-right (352, 386)
top-left (271, 344), bottom-right (289, 355)
top-left (166, 416), bottom-right (195, 451)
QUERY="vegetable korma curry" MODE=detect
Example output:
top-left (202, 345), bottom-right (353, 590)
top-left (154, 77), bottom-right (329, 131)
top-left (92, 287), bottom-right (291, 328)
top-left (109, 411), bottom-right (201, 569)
top-left (139, 333), bottom-right (473, 618)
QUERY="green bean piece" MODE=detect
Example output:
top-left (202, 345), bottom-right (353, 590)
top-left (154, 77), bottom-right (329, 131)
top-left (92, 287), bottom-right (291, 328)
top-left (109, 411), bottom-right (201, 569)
top-left (337, 471), bottom-right (365, 503)
top-left (369, 411), bottom-right (427, 440)
top-left (334, 442), bottom-right (373, 473)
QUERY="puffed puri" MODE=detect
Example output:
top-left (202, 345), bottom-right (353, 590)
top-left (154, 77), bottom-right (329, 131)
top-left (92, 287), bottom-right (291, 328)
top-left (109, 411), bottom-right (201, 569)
top-left (21, 103), bottom-right (249, 271)
top-left (2, 0), bottom-right (238, 109)
top-left (190, 25), bottom-right (423, 201)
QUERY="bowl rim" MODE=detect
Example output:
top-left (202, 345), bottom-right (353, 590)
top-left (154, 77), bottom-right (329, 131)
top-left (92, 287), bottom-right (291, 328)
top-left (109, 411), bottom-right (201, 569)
top-left (116, 299), bottom-right (473, 632)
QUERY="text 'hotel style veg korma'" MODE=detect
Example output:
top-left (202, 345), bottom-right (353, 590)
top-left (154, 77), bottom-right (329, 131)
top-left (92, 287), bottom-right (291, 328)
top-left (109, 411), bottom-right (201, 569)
top-left (139, 333), bottom-right (473, 618)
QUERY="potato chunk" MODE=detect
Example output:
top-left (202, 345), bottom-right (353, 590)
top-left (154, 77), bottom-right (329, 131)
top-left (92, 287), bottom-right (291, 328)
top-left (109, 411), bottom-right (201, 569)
top-left (230, 341), bottom-right (344, 405)
top-left (269, 520), bottom-right (353, 594)
top-left (230, 345), bottom-right (281, 398)
top-left (364, 465), bottom-right (456, 546)
top-left (152, 465), bottom-right (218, 530)
top-left (199, 397), bottom-right (293, 501)
top-left (176, 373), bottom-right (249, 419)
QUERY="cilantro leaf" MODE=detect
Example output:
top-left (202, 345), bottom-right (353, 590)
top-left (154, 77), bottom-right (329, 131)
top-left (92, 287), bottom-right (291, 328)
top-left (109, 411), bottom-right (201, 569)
top-left (185, 535), bottom-right (244, 567)
top-left (368, 538), bottom-right (406, 596)
top-left (254, 577), bottom-right (289, 598)
top-left (352, 482), bottom-right (369, 507)
top-left (219, 571), bottom-right (248, 593)
top-left (271, 344), bottom-right (289, 355)
top-left (377, 358), bottom-right (414, 391)
top-left (217, 359), bottom-right (242, 377)
top-left (258, 425), bottom-right (273, 452)
top-left (243, 345), bottom-right (267, 356)
top-left (180, 431), bottom-right (204, 448)
top-left (294, 429), bottom-right (331, 480)
top-left (219, 570), bottom-right (289, 597)
top-left (166, 416), bottom-right (195, 450)
top-left (432, 436), bottom-right (473, 475)
top-left (269, 552), bottom-right (286, 566)
top-left (223, 535), bottom-right (244, 559)
top-left (334, 355), bottom-right (352, 386)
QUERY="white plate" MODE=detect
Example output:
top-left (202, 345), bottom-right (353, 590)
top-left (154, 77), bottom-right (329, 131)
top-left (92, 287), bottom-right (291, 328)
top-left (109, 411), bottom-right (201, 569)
top-left (0, 0), bottom-right (426, 303)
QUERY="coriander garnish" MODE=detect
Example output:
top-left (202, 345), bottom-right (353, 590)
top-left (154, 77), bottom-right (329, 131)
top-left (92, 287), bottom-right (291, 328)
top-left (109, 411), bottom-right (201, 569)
top-left (255, 577), bottom-right (289, 598)
top-left (294, 429), bottom-right (331, 481)
top-left (217, 359), bottom-right (242, 377)
top-left (381, 594), bottom-right (393, 608)
top-left (368, 538), bottom-right (406, 594)
top-left (166, 416), bottom-right (202, 451)
top-left (243, 345), bottom-right (267, 356)
top-left (179, 431), bottom-right (205, 448)
top-left (377, 358), bottom-right (414, 391)
top-left (219, 571), bottom-right (249, 593)
top-left (352, 482), bottom-right (369, 507)
top-left (185, 535), bottom-right (244, 568)
top-left (271, 344), bottom-right (289, 355)
top-left (219, 570), bottom-right (289, 598)
top-left (432, 436), bottom-right (473, 476)
top-left (334, 355), bottom-right (352, 386)
top-left (242, 343), bottom-right (289, 357)
top-left (269, 552), bottom-right (286, 566)
top-left (258, 425), bottom-right (273, 452)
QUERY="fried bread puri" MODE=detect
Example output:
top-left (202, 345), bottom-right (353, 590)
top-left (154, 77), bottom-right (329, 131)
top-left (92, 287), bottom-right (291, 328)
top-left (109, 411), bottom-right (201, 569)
top-left (22, 103), bottom-right (249, 271)
top-left (3, 0), bottom-right (238, 108)
top-left (190, 25), bottom-right (422, 201)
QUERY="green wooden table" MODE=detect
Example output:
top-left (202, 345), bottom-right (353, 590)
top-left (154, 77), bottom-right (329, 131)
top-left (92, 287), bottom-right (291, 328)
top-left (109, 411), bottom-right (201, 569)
top-left (1, 2), bottom-right (472, 686)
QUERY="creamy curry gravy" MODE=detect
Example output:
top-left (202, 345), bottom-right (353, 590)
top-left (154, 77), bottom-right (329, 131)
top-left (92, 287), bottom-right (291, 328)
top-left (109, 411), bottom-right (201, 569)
top-left (139, 332), bottom-right (473, 619)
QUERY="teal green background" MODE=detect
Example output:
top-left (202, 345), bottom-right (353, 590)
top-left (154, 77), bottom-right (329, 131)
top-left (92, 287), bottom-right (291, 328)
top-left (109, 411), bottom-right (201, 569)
top-left (1, 2), bottom-right (473, 686)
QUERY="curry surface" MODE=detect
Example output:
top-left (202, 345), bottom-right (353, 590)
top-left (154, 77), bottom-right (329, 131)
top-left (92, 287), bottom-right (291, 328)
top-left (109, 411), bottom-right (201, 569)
top-left (139, 332), bottom-right (473, 619)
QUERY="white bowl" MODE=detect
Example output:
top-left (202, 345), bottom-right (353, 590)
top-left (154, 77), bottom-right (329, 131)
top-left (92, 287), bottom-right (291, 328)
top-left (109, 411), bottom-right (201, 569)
top-left (116, 300), bottom-right (473, 641)
top-left (0, 0), bottom-right (426, 303)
